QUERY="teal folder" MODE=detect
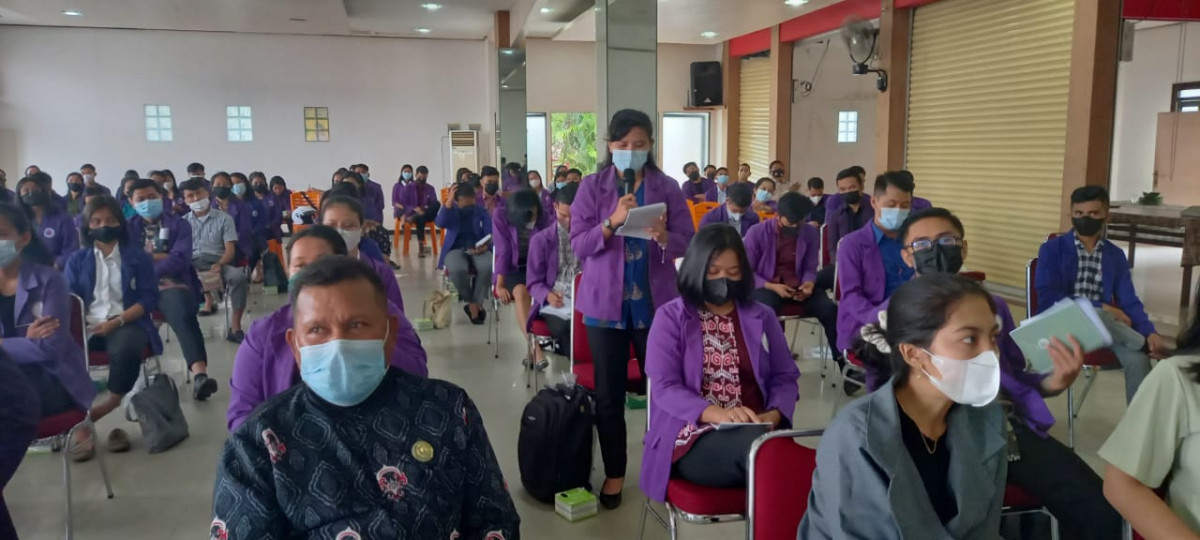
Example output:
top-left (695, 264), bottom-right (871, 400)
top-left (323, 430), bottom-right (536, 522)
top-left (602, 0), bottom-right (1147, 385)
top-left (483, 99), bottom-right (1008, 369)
top-left (1010, 298), bottom-right (1113, 374)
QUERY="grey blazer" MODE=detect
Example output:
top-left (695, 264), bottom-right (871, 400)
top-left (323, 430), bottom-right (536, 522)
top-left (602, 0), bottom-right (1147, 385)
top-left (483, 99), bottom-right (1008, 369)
top-left (798, 380), bottom-right (1008, 540)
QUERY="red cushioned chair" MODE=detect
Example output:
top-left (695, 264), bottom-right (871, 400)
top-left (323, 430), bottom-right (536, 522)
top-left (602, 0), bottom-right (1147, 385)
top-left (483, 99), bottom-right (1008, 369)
top-left (1002, 484), bottom-right (1059, 539)
top-left (1026, 253), bottom-right (1121, 449)
top-left (68, 294), bottom-right (160, 388)
top-left (746, 429), bottom-right (823, 539)
top-left (569, 273), bottom-right (641, 391)
top-left (819, 223), bottom-right (831, 269)
top-left (639, 380), bottom-right (745, 540)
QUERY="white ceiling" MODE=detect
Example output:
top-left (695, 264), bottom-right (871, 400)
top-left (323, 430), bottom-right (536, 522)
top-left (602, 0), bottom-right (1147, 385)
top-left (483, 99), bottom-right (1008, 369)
top-left (0, 0), bottom-right (841, 44)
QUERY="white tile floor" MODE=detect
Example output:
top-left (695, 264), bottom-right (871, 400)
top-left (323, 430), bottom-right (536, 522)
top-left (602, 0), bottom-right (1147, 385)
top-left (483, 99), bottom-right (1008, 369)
top-left (6, 243), bottom-right (1196, 539)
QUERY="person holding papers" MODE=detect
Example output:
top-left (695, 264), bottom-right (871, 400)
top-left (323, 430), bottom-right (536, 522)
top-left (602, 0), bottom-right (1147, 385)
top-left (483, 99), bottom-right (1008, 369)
top-left (436, 183), bottom-right (493, 325)
top-left (884, 207), bottom-right (1121, 539)
top-left (642, 225), bottom-right (799, 503)
top-left (570, 108), bottom-right (695, 509)
top-left (1035, 186), bottom-right (1167, 402)
top-left (526, 184), bottom-right (581, 363)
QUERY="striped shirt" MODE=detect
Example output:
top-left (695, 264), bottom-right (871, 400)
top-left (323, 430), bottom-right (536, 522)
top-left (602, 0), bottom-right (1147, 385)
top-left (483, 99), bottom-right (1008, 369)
top-left (184, 208), bottom-right (238, 259)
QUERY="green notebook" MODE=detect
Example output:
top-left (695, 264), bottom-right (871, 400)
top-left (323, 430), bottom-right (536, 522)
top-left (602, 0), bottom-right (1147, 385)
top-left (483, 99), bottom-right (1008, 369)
top-left (1010, 298), bottom-right (1113, 374)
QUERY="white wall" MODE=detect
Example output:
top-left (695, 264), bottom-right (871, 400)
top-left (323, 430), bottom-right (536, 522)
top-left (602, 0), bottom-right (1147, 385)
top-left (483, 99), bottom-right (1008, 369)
top-left (525, 38), bottom-right (723, 168)
top-left (788, 36), bottom-right (878, 183)
top-left (1111, 22), bottom-right (1200, 201)
top-left (0, 26), bottom-right (494, 198)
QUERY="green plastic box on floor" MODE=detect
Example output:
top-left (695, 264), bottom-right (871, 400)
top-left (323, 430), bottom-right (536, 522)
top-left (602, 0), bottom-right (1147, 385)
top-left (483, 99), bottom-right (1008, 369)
top-left (555, 488), bottom-right (598, 522)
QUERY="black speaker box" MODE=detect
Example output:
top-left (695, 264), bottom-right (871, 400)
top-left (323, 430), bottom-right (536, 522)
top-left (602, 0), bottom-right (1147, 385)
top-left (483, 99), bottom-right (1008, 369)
top-left (689, 61), bottom-right (723, 107)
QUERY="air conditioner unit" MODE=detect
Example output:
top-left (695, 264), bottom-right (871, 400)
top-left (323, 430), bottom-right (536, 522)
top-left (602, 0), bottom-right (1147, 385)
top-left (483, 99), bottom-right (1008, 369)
top-left (449, 130), bottom-right (479, 179)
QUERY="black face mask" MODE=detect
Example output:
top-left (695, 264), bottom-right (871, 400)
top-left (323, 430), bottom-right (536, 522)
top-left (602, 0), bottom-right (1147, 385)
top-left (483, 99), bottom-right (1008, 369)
top-left (688, 171), bottom-right (700, 182)
top-left (68, 183), bottom-right (85, 193)
top-left (842, 191), bottom-right (862, 205)
top-left (253, 184), bottom-right (269, 194)
top-left (912, 244), bottom-right (964, 275)
top-left (778, 221), bottom-right (800, 236)
top-left (21, 191), bottom-right (49, 207)
top-left (1072, 216), bottom-right (1104, 237)
top-left (213, 186), bottom-right (232, 199)
top-left (702, 277), bottom-right (738, 306)
top-left (484, 183), bottom-right (499, 196)
top-left (89, 225), bottom-right (123, 244)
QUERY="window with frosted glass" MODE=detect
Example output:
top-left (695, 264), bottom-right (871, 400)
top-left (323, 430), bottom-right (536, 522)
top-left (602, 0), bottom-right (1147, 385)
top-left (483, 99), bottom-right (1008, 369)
top-left (837, 111), bottom-right (858, 143)
top-left (227, 106), bottom-right (253, 142)
top-left (304, 107), bottom-right (330, 142)
top-left (145, 105), bottom-right (173, 142)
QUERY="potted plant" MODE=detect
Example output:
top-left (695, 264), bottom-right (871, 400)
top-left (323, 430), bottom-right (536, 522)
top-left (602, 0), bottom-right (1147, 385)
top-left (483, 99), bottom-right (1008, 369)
top-left (1137, 191), bottom-right (1163, 206)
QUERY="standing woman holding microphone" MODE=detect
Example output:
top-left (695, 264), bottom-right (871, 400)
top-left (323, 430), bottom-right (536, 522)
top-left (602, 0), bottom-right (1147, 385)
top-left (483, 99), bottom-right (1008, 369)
top-left (570, 108), bottom-right (695, 508)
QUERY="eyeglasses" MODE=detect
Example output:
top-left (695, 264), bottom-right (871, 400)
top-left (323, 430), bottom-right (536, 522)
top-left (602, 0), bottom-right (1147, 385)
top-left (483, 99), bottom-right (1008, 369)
top-left (907, 236), bottom-right (963, 252)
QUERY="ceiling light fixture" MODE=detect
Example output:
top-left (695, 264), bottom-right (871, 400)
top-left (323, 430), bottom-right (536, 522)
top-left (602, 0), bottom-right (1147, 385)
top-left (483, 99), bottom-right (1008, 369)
top-left (501, 49), bottom-right (515, 55)
top-left (62, 10), bottom-right (83, 16)
top-left (502, 84), bottom-right (510, 89)
top-left (420, 3), bottom-right (442, 10)
top-left (700, 31), bottom-right (719, 39)
top-left (416, 27), bottom-right (432, 34)
top-left (288, 17), bottom-right (308, 22)
top-left (784, 0), bottom-right (809, 6)
top-left (540, 7), bottom-right (554, 14)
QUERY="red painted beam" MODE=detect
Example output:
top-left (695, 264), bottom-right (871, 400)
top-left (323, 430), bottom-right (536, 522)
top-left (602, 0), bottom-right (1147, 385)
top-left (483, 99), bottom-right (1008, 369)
top-left (1123, 0), bottom-right (1200, 20)
top-left (729, 28), bottom-right (772, 57)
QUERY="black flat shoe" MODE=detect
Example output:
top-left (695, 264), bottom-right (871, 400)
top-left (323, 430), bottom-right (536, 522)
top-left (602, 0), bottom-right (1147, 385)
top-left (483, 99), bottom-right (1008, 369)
top-left (598, 491), bottom-right (622, 510)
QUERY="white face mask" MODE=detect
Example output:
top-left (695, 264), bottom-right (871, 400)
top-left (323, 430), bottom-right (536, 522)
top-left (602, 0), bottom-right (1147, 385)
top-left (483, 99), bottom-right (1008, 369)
top-left (728, 211), bottom-right (742, 222)
top-left (83, 174), bottom-right (95, 183)
top-left (337, 228), bottom-right (363, 250)
top-left (921, 349), bottom-right (1001, 407)
top-left (529, 180), bottom-right (541, 189)
top-left (809, 196), bottom-right (821, 205)
top-left (189, 199), bottom-right (210, 214)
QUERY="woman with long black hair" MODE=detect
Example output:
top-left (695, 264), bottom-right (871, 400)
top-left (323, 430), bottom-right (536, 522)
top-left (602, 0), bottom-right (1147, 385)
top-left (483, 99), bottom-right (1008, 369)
top-left (569, 108), bottom-right (695, 508)
top-left (494, 188), bottom-right (552, 367)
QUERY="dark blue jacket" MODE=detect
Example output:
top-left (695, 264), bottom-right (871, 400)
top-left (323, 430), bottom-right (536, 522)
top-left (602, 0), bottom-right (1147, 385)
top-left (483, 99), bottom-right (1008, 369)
top-left (434, 204), bottom-right (492, 269)
top-left (63, 244), bottom-right (164, 355)
top-left (127, 212), bottom-right (203, 301)
top-left (1035, 231), bottom-right (1155, 336)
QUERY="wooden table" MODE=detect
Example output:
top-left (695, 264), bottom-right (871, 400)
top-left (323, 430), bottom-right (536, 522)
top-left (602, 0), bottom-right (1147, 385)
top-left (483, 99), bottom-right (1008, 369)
top-left (1107, 204), bottom-right (1200, 306)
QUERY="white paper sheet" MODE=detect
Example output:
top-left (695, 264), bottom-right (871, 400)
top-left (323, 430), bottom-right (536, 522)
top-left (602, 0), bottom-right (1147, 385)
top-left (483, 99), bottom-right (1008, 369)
top-left (615, 203), bottom-right (667, 240)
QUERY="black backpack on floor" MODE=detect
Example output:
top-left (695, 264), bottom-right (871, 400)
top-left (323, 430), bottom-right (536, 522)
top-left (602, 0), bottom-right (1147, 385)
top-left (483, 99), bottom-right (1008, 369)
top-left (518, 383), bottom-right (595, 504)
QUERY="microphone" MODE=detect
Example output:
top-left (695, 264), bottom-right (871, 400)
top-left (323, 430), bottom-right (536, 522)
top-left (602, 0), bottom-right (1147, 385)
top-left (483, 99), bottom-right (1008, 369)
top-left (623, 168), bottom-right (635, 197)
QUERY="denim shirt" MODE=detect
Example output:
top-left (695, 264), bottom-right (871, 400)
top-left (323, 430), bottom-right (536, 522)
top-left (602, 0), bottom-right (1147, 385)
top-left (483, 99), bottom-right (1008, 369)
top-left (873, 223), bottom-right (914, 298)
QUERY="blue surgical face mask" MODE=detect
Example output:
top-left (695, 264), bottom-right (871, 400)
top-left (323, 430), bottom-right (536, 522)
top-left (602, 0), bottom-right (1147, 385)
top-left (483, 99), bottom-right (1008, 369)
top-left (0, 240), bottom-right (17, 267)
top-left (555, 181), bottom-right (568, 190)
top-left (297, 326), bottom-right (390, 407)
top-left (401, 172), bottom-right (413, 181)
top-left (879, 207), bottom-right (910, 231)
top-left (611, 149), bottom-right (649, 172)
top-left (134, 198), bottom-right (164, 220)
top-left (716, 175), bottom-right (730, 185)
top-left (231, 183), bottom-right (247, 197)
top-left (361, 172), bottom-right (370, 180)
top-left (756, 189), bottom-right (772, 202)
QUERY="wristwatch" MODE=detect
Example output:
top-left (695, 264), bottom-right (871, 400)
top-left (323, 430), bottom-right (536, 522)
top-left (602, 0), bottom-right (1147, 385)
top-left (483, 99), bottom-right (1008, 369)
top-left (603, 219), bottom-right (615, 233)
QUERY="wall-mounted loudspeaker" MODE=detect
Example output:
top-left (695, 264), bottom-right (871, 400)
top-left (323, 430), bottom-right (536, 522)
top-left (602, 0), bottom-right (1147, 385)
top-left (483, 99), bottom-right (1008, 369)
top-left (689, 61), bottom-right (723, 107)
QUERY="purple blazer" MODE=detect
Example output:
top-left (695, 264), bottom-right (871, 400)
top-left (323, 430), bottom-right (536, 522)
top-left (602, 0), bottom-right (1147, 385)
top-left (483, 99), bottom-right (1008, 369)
top-left (127, 212), bottom-right (203, 301)
top-left (825, 193), bottom-right (874, 260)
top-left (0, 262), bottom-right (95, 411)
top-left (681, 178), bottom-right (714, 203)
top-left (524, 223), bottom-right (563, 330)
top-left (569, 165), bottom-right (695, 322)
top-left (743, 219), bottom-right (818, 289)
top-left (403, 182), bottom-right (440, 219)
top-left (835, 225), bottom-right (890, 351)
top-left (226, 301), bottom-right (428, 431)
top-left (361, 253), bottom-right (405, 315)
top-left (36, 211), bottom-right (80, 269)
top-left (64, 244), bottom-right (164, 356)
top-left (271, 190), bottom-right (292, 220)
top-left (537, 189), bottom-right (554, 220)
top-left (502, 172), bottom-right (524, 193)
top-left (391, 182), bottom-right (410, 219)
top-left (698, 205), bottom-right (760, 237)
top-left (703, 183), bottom-right (730, 205)
top-left (642, 298), bottom-right (800, 502)
top-left (363, 180), bottom-right (385, 223)
top-left (215, 197), bottom-right (255, 261)
top-left (492, 207), bottom-right (552, 277)
top-left (994, 296), bottom-right (1054, 437)
top-left (912, 196), bottom-right (932, 212)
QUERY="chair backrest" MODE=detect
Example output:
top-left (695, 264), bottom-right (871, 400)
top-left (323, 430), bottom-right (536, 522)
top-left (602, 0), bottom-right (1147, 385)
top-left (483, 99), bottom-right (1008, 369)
top-left (820, 224), bottom-right (830, 268)
top-left (68, 294), bottom-right (89, 369)
top-left (570, 273), bottom-right (592, 367)
top-left (833, 261), bottom-right (842, 303)
top-left (756, 210), bottom-right (775, 222)
top-left (692, 202), bottom-right (718, 229)
top-left (1026, 257), bottom-right (1038, 319)
top-left (747, 429), bottom-right (823, 540)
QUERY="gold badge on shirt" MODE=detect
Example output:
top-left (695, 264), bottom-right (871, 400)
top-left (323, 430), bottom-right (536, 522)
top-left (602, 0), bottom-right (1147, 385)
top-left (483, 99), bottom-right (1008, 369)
top-left (412, 440), bottom-right (434, 463)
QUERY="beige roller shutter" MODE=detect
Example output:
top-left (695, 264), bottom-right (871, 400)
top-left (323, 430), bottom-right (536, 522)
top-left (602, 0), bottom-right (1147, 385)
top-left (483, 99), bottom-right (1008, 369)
top-left (739, 56), bottom-right (772, 179)
top-left (906, 0), bottom-right (1074, 289)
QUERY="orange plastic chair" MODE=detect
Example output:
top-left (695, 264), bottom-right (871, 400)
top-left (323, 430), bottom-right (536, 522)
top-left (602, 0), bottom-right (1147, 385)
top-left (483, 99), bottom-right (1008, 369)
top-left (394, 218), bottom-right (440, 256)
top-left (691, 202), bottom-right (718, 230)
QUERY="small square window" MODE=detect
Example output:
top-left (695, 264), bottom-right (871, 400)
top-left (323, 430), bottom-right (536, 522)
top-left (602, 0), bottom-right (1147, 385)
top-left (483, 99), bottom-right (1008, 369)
top-left (837, 110), bottom-right (858, 143)
top-left (303, 106), bottom-right (330, 142)
top-left (226, 105), bottom-right (253, 143)
top-left (144, 104), bottom-right (172, 143)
